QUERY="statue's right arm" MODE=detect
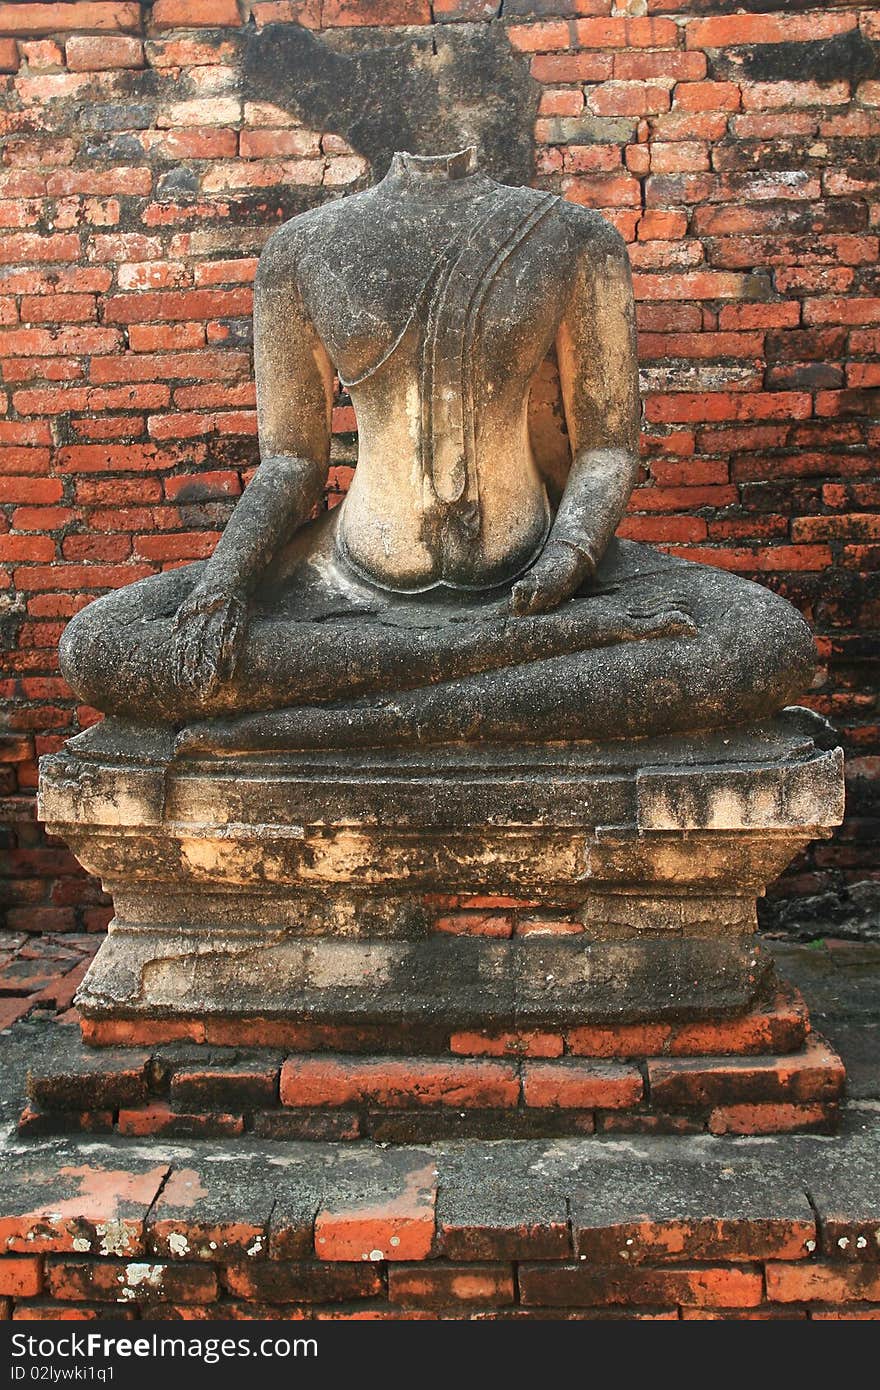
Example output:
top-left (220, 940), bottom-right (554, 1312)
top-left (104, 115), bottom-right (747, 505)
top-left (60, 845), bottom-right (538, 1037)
top-left (174, 227), bottom-right (334, 698)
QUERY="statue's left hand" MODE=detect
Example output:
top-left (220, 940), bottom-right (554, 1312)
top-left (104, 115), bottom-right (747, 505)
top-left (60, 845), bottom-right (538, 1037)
top-left (510, 542), bottom-right (595, 616)
top-left (173, 579), bottom-right (249, 700)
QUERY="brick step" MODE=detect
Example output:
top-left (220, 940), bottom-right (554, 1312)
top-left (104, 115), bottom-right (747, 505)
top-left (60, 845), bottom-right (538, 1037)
top-left (20, 1025), bottom-right (845, 1140)
top-left (2, 1127), bottom-right (880, 1321)
top-left (77, 983), bottom-right (810, 1056)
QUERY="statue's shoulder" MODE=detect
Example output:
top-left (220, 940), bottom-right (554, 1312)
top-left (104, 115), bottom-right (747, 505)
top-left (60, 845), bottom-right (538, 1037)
top-left (553, 198), bottom-right (630, 265)
top-left (255, 189), bottom-right (378, 287)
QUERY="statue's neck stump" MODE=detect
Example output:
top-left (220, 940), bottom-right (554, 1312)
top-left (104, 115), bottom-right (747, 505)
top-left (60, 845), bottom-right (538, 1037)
top-left (382, 148), bottom-right (488, 197)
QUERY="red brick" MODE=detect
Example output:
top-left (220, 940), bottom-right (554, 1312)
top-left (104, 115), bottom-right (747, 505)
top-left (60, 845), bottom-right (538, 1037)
top-left (0, 37), bottom-right (18, 69)
top-left (576, 1215), bottom-right (815, 1266)
top-left (0, 535), bottom-right (54, 561)
top-left (0, 4), bottom-right (141, 34)
top-left (766, 1262), bottom-right (880, 1305)
top-left (563, 145), bottom-right (622, 173)
top-left (12, 506), bottom-right (74, 530)
top-left (639, 331), bottom-right (763, 360)
top-left (646, 392), bottom-right (812, 424)
top-left (615, 52), bottom-right (706, 82)
top-left (507, 21), bottom-right (569, 52)
top-left (11, 1302), bottom-right (138, 1320)
top-left (81, 1018), bottom-right (206, 1046)
top-left (117, 1103), bottom-right (245, 1138)
top-left (449, 1030), bottom-right (564, 1058)
top-left (562, 174), bottom-right (641, 207)
top-left (633, 271), bottom-right (763, 302)
top-left (674, 81), bottom-right (740, 112)
top-left (224, 1260), bottom-right (382, 1303)
top-left (522, 1060), bottom-right (643, 1110)
top-left (588, 82), bottom-right (670, 117)
top-left (0, 233), bottom-right (80, 265)
top-left (651, 140), bottom-right (709, 174)
top-left (648, 1035), bottom-right (845, 1109)
top-left (281, 1057), bottom-right (520, 1109)
top-left (568, 989), bottom-right (808, 1058)
top-left (18, 1105), bottom-right (114, 1137)
top-left (130, 324), bottom-right (205, 351)
top-left (515, 916), bottom-right (584, 935)
top-left (573, 17), bottom-right (678, 48)
top-left (46, 169), bottom-right (152, 197)
top-left (322, 0), bottom-right (431, 26)
top-left (388, 1264), bottom-right (514, 1307)
top-left (434, 911), bottom-right (513, 938)
top-left (637, 209), bottom-right (687, 241)
top-left (164, 470), bottom-right (241, 501)
top-left (151, 0), bottom-right (242, 25)
top-left (89, 350), bottom-right (250, 383)
top-left (520, 1262), bottom-right (763, 1309)
top-left (170, 1061), bottom-right (280, 1110)
top-left (0, 998), bottom-right (37, 1031)
top-left (104, 288), bottom-right (252, 324)
top-left (193, 257), bottom-right (259, 286)
top-left (0, 1258), bottom-right (42, 1297)
top-left (742, 80), bottom-right (849, 111)
top-left (20, 294), bottom-right (97, 324)
top-left (804, 298), bottom-right (880, 327)
top-left (531, 52), bottom-right (612, 83)
top-left (65, 35), bottom-right (142, 70)
top-left (0, 477), bottom-right (62, 503)
top-left (709, 1103), bottom-right (839, 1136)
top-left (46, 1258), bottom-right (217, 1304)
top-left (134, 532), bottom-right (218, 561)
top-left (685, 12), bottom-right (857, 49)
top-left (538, 89), bottom-right (584, 118)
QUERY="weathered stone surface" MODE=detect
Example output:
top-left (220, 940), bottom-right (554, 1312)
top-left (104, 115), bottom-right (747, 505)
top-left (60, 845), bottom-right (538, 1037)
top-left (0, 1143), bottom-right (169, 1257)
top-left (570, 1162), bottom-right (816, 1265)
top-left (313, 1148), bottom-right (438, 1263)
top-left (36, 709), bottom-right (843, 1036)
top-left (147, 1158), bottom-right (276, 1262)
top-left (2, 1114), bottom-right (880, 1318)
top-left (436, 1145), bottom-right (571, 1261)
top-left (56, 148), bottom-right (816, 746)
top-left (27, 1041), bottom-right (150, 1111)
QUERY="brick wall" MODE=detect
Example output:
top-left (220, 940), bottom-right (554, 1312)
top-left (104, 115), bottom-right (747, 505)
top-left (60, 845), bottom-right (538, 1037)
top-left (0, 0), bottom-right (878, 937)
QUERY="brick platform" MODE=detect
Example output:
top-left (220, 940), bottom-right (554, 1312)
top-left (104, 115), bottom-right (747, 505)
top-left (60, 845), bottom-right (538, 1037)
top-left (2, 1121), bottom-right (880, 1320)
top-left (19, 986), bottom-right (846, 1141)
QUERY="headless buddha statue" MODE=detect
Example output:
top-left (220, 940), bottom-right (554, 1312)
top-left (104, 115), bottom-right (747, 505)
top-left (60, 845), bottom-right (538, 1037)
top-left (61, 148), bottom-right (814, 751)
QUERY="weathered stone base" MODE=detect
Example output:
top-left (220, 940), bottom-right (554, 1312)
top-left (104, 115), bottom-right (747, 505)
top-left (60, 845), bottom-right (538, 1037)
top-left (3, 1124), bottom-right (880, 1320)
top-left (32, 710), bottom-right (847, 1140)
top-left (19, 986), bottom-right (846, 1140)
top-left (38, 711), bottom-right (845, 1029)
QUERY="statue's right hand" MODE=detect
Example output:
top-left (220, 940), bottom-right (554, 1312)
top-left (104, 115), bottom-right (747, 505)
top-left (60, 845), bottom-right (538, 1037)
top-left (172, 579), bottom-right (249, 701)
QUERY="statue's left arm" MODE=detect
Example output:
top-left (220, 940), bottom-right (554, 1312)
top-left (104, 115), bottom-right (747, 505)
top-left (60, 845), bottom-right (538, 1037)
top-left (511, 218), bottom-right (640, 616)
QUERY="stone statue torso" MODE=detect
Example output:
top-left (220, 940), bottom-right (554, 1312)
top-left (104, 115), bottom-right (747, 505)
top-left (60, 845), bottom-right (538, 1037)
top-left (56, 145), bottom-right (816, 751)
top-left (281, 156), bottom-right (581, 592)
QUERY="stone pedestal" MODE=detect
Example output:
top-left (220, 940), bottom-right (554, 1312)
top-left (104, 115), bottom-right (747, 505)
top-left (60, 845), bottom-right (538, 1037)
top-left (32, 707), bottom-right (847, 1138)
